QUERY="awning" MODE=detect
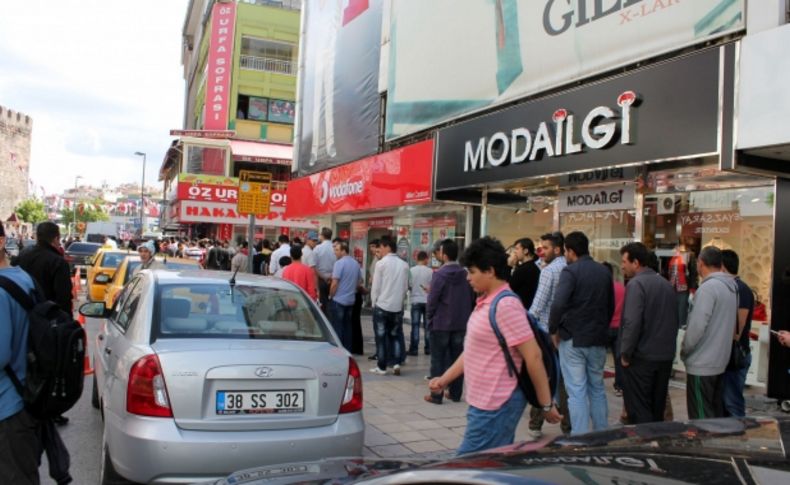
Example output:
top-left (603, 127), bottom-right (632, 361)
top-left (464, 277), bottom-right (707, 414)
top-left (230, 140), bottom-right (292, 166)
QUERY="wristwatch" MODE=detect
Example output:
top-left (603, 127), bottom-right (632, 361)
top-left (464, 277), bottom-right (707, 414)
top-left (541, 403), bottom-right (554, 413)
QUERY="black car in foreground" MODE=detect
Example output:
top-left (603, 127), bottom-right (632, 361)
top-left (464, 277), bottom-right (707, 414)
top-left (64, 241), bottom-right (102, 276)
top-left (201, 417), bottom-right (790, 484)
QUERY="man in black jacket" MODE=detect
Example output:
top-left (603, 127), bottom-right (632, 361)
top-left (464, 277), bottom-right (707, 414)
top-left (16, 221), bottom-right (73, 426)
top-left (549, 232), bottom-right (613, 435)
top-left (509, 238), bottom-right (540, 309)
top-left (16, 222), bottom-right (72, 315)
top-left (619, 242), bottom-right (679, 424)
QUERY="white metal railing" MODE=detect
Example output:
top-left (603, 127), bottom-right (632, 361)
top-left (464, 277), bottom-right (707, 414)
top-left (239, 0), bottom-right (301, 12)
top-left (240, 55), bottom-right (295, 75)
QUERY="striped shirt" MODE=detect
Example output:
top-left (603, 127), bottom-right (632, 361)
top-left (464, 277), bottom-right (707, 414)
top-left (464, 284), bottom-right (534, 411)
top-left (529, 256), bottom-right (566, 332)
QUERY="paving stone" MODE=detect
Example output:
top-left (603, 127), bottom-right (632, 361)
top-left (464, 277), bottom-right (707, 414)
top-left (374, 422), bottom-right (413, 434)
top-left (365, 427), bottom-right (398, 446)
top-left (435, 417), bottom-right (468, 428)
top-left (404, 440), bottom-right (449, 454)
top-left (436, 436), bottom-right (463, 449)
top-left (364, 414), bottom-right (398, 425)
top-left (369, 444), bottom-right (413, 458)
top-left (402, 419), bottom-right (446, 430)
top-left (419, 427), bottom-right (462, 440)
top-left (387, 430), bottom-right (429, 443)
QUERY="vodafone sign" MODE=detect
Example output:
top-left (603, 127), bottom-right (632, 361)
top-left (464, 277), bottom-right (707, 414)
top-left (286, 140), bottom-right (434, 218)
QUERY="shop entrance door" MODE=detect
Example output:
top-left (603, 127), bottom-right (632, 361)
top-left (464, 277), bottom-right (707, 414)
top-left (559, 209), bottom-right (636, 281)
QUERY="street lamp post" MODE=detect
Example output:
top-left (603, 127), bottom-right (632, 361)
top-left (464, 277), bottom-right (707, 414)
top-left (72, 175), bottom-right (83, 237)
top-left (134, 152), bottom-right (146, 236)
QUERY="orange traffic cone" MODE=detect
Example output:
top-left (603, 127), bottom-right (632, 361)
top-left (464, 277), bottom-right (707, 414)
top-left (83, 353), bottom-right (94, 376)
top-left (78, 313), bottom-right (86, 326)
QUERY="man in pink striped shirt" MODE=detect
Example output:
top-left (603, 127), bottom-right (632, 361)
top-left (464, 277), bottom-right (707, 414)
top-left (429, 237), bottom-right (561, 454)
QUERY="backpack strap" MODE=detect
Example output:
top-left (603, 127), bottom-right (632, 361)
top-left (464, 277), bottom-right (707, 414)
top-left (0, 275), bottom-right (35, 311)
top-left (488, 289), bottom-right (522, 379)
top-left (0, 275), bottom-right (30, 398)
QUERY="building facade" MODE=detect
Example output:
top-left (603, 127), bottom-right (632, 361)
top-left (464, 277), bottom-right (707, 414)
top-left (0, 105), bottom-right (31, 220)
top-left (161, 0), bottom-right (310, 240)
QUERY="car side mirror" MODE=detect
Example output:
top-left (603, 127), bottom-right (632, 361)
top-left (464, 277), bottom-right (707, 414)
top-left (95, 274), bottom-right (111, 284)
top-left (80, 301), bottom-right (110, 318)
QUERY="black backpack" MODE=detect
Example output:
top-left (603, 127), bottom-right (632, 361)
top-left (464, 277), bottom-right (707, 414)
top-left (0, 276), bottom-right (86, 420)
top-left (488, 290), bottom-right (559, 408)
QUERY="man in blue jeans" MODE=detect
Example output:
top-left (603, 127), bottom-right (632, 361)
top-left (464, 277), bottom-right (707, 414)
top-left (408, 251), bottom-right (433, 356)
top-left (721, 250), bottom-right (754, 417)
top-left (549, 231), bottom-right (614, 435)
top-left (370, 237), bottom-right (410, 376)
top-left (329, 240), bottom-right (361, 351)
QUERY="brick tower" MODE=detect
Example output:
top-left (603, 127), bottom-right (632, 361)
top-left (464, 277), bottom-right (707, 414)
top-left (0, 105), bottom-right (32, 220)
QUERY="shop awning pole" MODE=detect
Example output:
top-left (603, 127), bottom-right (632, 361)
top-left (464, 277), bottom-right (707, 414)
top-left (247, 214), bottom-right (255, 273)
top-left (481, 187), bottom-right (488, 237)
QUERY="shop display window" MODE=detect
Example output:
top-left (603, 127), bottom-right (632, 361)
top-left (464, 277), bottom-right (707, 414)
top-left (488, 202), bottom-right (554, 252)
top-left (560, 209), bottom-right (636, 282)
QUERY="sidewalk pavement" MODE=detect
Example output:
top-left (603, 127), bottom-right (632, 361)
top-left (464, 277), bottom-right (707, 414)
top-left (354, 315), bottom-right (772, 460)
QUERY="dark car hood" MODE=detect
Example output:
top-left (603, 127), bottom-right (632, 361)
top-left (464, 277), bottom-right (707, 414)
top-left (202, 417), bottom-right (790, 485)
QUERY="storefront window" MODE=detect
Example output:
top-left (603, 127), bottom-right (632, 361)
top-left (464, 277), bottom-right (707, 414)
top-left (185, 144), bottom-right (228, 176)
top-left (487, 202), bottom-right (554, 251)
top-left (560, 209), bottom-right (636, 281)
top-left (644, 185), bottom-right (774, 323)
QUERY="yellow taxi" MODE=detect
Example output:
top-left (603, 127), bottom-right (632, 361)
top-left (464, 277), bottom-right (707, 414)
top-left (103, 255), bottom-right (201, 309)
top-left (86, 250), bottom-right (131, 302)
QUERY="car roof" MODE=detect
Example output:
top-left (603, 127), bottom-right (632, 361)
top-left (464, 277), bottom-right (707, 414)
top-left (68, 242), bottom-right (102, 249)
top-left (148, 270), bottom-right (299, 290)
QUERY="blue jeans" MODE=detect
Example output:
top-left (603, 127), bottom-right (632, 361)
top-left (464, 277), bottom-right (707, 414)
top-left (457, 387), bottom-right (526, 455)
top-left (373, 307), bottom-right (404, 371)
top-left (723, 352), bottom-right (752, 417)
top-left (329, 300), bottom-right (353, 352)
top-left (559, 339), bottom-right (608, 435)
top-left (409, 303), bottom-right (430, 353)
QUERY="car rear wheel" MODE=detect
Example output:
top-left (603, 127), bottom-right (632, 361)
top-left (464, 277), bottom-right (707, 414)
top-left (91, 375), bottom-right (100, 409)
top-left (100, 440), bottom-right (138, 485)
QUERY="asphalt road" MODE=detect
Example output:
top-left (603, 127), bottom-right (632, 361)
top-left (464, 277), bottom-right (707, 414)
top-left (39, 316), bottom-right (102, 485)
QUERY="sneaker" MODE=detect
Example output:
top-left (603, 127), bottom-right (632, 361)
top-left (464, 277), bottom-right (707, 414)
top-left (424, 375), bottom-right (432, 381)
top-left (369, 367), bottom-right (387, 375)
top-left (528, 429), bottom-right (543, 440)
top-left (393, 364), bottom-right (401, 376)
top-left (367, 354), bottom-right (378, 361)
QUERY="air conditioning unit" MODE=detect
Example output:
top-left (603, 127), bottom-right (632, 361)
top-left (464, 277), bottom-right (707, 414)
top-left (657, 195), bottom-right (676, 215)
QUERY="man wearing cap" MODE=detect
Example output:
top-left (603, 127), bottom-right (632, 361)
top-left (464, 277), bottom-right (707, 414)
top-left (303, 231), bottom-right (318, 271)
top-left (133, 240), bottom-right (161, 275)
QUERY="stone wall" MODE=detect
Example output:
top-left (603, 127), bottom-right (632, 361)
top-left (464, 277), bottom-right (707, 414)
top-left (0, 105), bottom-right (32, 220)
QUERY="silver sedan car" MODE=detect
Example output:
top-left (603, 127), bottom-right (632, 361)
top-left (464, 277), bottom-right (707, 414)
top-left (80, 269), bottom-right (364, 484)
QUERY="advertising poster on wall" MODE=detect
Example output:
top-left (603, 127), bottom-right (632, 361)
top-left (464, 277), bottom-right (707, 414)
top-left (386, 0), bottom-right (744, 140)
top-left (268, 99), bottom-right (296, 124)
top-left (248, 97), bottom-right (269, 121)
top-left (294, 0), bottom-right (383, 175)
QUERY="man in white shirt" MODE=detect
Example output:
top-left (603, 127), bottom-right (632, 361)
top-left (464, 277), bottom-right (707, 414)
top-left (370, 236), bottom-right (409, 376)
top-left (312, 227), bottom-right (336, 313)
top-left (268, 234), bottom-right (291, 276)
top-left (408, 251), bottom-right (433, 356)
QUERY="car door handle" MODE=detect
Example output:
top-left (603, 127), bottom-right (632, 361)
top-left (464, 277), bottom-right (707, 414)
top-left (105, 348), bottom-right (112, 355)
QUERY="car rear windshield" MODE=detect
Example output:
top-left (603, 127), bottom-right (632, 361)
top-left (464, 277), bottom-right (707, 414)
top-left (68, 243), bottom-right (100, 254)
top-left (154, 283), bottom-right (329, 342)
top-left (100, 253), bottom-right (127, 268)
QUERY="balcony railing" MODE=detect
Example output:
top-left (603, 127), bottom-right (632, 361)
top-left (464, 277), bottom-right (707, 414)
top-left (239, 0), bottom-right (301, 12)
top-left (240, 55), bottom-right (295, 75)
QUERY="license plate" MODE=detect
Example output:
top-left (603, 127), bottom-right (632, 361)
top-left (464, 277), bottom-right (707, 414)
top-left (216, 390), bottom-right (304, 415)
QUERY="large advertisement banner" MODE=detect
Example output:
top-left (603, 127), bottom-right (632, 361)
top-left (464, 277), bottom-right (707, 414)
top-left (294, 0), bottom-right (383, 175)
top-left (285, 139), bottom-right (434, 218)
top-left (204, 2), bottom-right (237, 130)
top-left (176, 174), bottom-right (287, 208)
top-left (387, 0), bottom-right (744, 140)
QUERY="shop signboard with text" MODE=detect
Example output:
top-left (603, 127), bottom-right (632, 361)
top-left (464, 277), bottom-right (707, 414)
top-left (435, 46), bottom-right (731, 192)
top-left (559, 185), bottom-right (635, 213)
top-left (285, 139), bottom-right (434, 218)
top-left (387, 0), bottom-right (743, 140)
top-left (175, 200), bottom-right (319, 229)
top-left (176, 173), bottom-right (286, 208)
top-left (204, 2), bottom-right (237, 130)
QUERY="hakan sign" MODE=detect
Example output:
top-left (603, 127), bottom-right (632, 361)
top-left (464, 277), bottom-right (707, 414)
top-left (204, 2), bottom-right (237, 130)
top-left (176, 201), bottom-right (318, 229)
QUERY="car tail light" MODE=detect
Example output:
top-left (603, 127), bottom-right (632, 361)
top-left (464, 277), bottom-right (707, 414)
top-left (339, 357), bottom-right (363, 414)
top-left (127, 354), bottom-right (172, 417)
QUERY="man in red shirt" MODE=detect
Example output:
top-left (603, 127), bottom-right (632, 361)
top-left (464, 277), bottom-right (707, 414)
top-left (282, 245), bottom-right (317, 300)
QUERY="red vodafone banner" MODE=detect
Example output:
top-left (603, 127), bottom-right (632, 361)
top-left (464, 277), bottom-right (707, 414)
top-left (285, 139), bottom-right (434, 218)
top-left (204, 2), bottom-right (236, 130)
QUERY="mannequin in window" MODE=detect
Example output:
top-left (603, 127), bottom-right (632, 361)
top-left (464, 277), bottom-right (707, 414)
top-left (668, 242), bottom-right (697, 327)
